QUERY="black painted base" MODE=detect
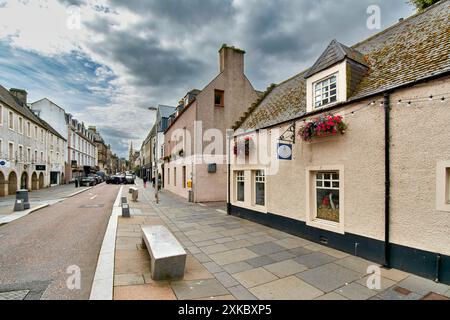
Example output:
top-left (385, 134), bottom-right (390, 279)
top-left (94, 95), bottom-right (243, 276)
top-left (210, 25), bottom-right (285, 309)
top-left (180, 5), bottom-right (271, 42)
top-left (230, 205), bottom-right (450, 285)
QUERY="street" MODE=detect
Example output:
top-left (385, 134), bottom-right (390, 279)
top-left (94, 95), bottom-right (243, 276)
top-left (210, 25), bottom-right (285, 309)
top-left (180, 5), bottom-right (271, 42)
top-left (0, 183), bottom-right (119, 300)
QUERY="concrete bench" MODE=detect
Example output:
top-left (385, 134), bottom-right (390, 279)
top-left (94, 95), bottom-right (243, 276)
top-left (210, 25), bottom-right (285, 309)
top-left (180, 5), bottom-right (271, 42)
top-left (141, 225), bottom-right (187, 281)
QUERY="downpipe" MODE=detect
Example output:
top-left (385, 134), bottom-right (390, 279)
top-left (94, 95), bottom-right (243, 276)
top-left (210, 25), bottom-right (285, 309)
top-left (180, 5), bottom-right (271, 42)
top-left (383, 92), bottom-right (391, 268)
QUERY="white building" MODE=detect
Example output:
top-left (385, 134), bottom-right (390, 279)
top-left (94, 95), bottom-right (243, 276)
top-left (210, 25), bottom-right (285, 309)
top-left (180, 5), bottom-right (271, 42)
top-left (0, 86), bottom-right (66, 196)
top-left (65, 113), bottom-right (97, 182)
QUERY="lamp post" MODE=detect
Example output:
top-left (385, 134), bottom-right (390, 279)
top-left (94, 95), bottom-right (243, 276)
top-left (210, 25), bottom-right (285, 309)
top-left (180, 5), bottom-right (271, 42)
top-left (148, 106), bottom-right (159, 204)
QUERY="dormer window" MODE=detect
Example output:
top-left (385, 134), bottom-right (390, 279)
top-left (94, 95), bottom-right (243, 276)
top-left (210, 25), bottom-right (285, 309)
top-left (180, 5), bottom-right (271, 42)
top-left (314, 75), bottom-right (337, 108)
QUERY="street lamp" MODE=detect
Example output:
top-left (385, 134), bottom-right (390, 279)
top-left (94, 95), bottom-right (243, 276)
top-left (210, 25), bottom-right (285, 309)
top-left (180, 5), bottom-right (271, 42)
top-left (148, 106), bottom-right (159, 204)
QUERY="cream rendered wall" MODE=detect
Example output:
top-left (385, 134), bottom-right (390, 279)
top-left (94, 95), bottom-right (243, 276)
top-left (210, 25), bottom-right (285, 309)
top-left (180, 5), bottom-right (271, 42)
top-left (231, 75), bottom-right (450, 256)
top-left (389, 75), bottom-right (450, 256)
top-left (231, 98), bottom-right (386, 241)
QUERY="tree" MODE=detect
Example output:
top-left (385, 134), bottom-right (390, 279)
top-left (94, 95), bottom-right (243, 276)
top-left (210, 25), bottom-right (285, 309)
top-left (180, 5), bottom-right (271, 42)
top-left (409, 0), bottom-right (441, 11)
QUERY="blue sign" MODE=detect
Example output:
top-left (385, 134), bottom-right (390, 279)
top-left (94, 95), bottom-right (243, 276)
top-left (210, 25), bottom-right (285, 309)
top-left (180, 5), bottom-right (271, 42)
top-left (0, 160), bottom-right (6, 166)
top-left (277, 143), bottom-right (293, 160)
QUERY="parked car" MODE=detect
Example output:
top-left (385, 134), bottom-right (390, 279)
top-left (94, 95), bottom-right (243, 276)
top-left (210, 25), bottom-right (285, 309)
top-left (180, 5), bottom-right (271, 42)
top-left (81, 176), bottom-right (97, 187)
top-left (107, 175), bottom-right (126, 185)
top-left (94, 174), bottom-right (103, 184)
top-left (125, 174), bottom-right (135, 184)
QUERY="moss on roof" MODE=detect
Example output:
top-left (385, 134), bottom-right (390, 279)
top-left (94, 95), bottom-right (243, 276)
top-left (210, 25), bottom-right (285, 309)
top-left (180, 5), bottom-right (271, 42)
top-left (238, 0), bottom-right (450, 131)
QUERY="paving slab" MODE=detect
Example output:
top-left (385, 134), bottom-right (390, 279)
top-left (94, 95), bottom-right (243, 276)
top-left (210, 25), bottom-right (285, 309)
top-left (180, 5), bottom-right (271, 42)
top-left (114, 283), bottom-right (176, 300)
top-left (274, 238), bottom-right (310, 250)
top-left (315, 292), bottom-right (349, 300)
top-left (335, 283), bottom-right (378, 300)
top-left (268, 251), bottom-right (297, 262)
top-left (209, 248), bottom-right (259, 266)
top-left (114, 274), bottom-right (145, 287)
top-left (334, 256), bottom-right (378, 275)
top-left (170, 279), bottom-right (229, 300)
top-left (183, 256), bottom-right (215, 281)
top-left (233, 267), bottom-right (278, 288)
top-left (379, 267), bottom-right (410, 282)
top-left (249, 276), bottom-right (323, 300)
top-left (293, 252), bottom-right (337, 269)
top-left (228, 285), bottom-right (258, 300)
top-left (247, 243), bottom-right (286, 256)
top-left (224, 240), bottom-right (253, 250)
top-left (288, 247), bottom-right (313, 257)
top-left (356, 275), bottom-right (396, 292)
top-left (264, 260), bottom-right (308, 278)
top-left (296, 263), bottom-right (362, 292)
top-left (223, 261), bottom-right (254, 274)
top-left (396, 275), bottom-right (450, 296)
top-left (375, 286), bottom-right (421, 300)
top-left (203, 262), bottom-right (224, 274)
top-left (201, 244), bottom-right (229, 255)
top-left (245, 256), bottom-right (277, 268)
top-left (193, 253), bottom-right (212, 263)
top-left (214, 272), bottom-right (240, 288)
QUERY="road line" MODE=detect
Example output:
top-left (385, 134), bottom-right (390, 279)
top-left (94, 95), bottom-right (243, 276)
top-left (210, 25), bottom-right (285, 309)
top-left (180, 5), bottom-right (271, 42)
top-left (216, 209), bottom-right (227, 214)
top-left (90, 195), bottom-right (98, 200)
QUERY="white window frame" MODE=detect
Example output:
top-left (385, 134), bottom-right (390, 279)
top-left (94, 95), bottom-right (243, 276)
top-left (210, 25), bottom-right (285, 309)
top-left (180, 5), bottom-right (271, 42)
top-left (314, 74), bottom-right (338, 109)
top-left (9, 111), bottom-right (14, 130)
top-left (34, 150), bottom-right (38, 163)
top-left (253, 170), bottom-right (266, 207)
top-left (8, 142), bottom-right (14, 160)
top-left (235, 171), bottom-right (245, 203)
top-left (306, 165), bottom-right (345, 234)
top-left (436, 161), bottom-right (450, 212)
top-left (34, 125), bottom-right (38, 140)
top-left (27, 121), bottom-right (31, 137)
top-left (18, 116), bottom-right (23, 134)
top-left (27, 147), bottom-right (31, 163)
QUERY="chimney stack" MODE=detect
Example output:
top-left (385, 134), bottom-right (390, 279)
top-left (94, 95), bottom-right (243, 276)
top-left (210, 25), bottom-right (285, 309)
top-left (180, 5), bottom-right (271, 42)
top-left (219, 44), bottom-right (245, 73)
top-left (9, 88), bottom-right (28, 106)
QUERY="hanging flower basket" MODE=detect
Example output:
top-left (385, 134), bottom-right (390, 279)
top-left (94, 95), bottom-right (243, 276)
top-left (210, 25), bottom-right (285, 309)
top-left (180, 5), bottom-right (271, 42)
top-left (299, 115), bottom-right (347, 142)
top-left (233, 137), bottom-right (252, 156)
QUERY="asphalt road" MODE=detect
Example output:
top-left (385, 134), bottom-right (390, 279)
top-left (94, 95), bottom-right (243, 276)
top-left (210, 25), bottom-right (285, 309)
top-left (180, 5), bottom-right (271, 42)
top-left (0, 183), bottom-right (120, 300)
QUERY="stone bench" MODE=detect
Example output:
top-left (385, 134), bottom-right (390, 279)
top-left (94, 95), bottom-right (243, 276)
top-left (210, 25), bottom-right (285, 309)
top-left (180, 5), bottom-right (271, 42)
top-left (141, 225), bottom-right (187, 281)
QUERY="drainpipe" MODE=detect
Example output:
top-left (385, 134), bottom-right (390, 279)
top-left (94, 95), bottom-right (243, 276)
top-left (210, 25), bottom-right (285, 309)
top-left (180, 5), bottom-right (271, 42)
top-left (383, 92), bottom-right (391, 268)
top-left (227, 130), bottom-right (233, 215)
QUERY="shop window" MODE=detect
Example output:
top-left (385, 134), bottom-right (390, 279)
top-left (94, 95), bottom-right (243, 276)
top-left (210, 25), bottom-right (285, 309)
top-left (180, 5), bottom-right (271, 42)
top-left (236, 171), bottom-right (245, 202)
top-left (174, 167), bottom-right (177, 187)
top-left (214, 90), bottom-right (224, 107)
top-left (315, 172), bottom-right (340, 223)
top-left (254, 170), bottom-right (266, 206)
top-left (183, 166), bottom-right (187, 189)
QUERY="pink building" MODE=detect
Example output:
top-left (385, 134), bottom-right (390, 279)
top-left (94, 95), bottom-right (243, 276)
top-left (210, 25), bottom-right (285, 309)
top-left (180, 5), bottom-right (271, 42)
top-left (164, 45), bottom-right (260, 203)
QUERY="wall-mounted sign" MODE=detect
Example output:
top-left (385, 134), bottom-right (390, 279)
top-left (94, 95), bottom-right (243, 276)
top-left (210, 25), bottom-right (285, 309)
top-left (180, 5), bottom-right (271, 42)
top-left (0, 160), bottom-right (10, 168)
top-left (36, 165), bottom-right (46, 171)
top-left (277, 143), bottom-right (293, 160)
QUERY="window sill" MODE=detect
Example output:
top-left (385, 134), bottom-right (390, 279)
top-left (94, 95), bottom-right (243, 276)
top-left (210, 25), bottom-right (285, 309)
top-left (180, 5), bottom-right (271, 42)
top-left (307, 218), bottom-right (344, 234)
top-left (214, 104), bottom-right (224, 108)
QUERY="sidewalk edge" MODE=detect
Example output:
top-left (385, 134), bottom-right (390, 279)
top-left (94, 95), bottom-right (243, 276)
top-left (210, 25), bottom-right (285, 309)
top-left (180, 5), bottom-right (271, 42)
top-left (0, 204), bottom-right (50, 226)
top-left (65, 187), bottom-right (93, 198)
top-left (89, 186), bottom-right (123, 300)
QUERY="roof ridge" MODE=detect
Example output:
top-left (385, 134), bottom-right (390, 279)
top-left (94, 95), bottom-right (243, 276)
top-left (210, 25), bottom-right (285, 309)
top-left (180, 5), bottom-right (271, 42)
top-left (352, 0), bottom-right (447, 49)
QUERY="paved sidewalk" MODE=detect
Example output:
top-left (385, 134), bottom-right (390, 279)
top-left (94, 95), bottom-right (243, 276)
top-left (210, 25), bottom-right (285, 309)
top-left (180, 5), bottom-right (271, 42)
top-left (0, 184), bottom-right (91, 218)
top-left (112, 182), bottom-right (450, 300)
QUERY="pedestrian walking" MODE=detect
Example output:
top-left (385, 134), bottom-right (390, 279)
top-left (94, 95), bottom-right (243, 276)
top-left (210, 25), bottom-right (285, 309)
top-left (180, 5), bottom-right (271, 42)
top-left (143, 176), bottom-right (148, 188)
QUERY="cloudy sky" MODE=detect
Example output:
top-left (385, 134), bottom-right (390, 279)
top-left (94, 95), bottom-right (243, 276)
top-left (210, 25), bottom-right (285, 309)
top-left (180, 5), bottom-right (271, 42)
top-left (0, 0), bottom-right (416, 157)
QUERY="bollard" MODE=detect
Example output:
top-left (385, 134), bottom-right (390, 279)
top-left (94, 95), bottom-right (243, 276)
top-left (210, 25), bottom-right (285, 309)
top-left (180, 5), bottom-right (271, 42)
top-left (14, 199), bottom-right (25, 212)
top-left (122, 203), bottom-right (130, 218)
top-left (16, 189), bottom-right (30, 210)
top-left (131, 188), bottom-right (139, 202)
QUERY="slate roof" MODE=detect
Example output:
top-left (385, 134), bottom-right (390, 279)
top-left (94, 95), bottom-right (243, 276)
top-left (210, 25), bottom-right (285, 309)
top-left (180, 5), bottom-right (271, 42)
top-left (237, 0), bottom-right (450, 131)
top-left (158, 105), bottom-right (176, 119)
top-left (304, 39), bottom-right (368, 78)
top-left (0, 84), bottom-right (66, 140)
